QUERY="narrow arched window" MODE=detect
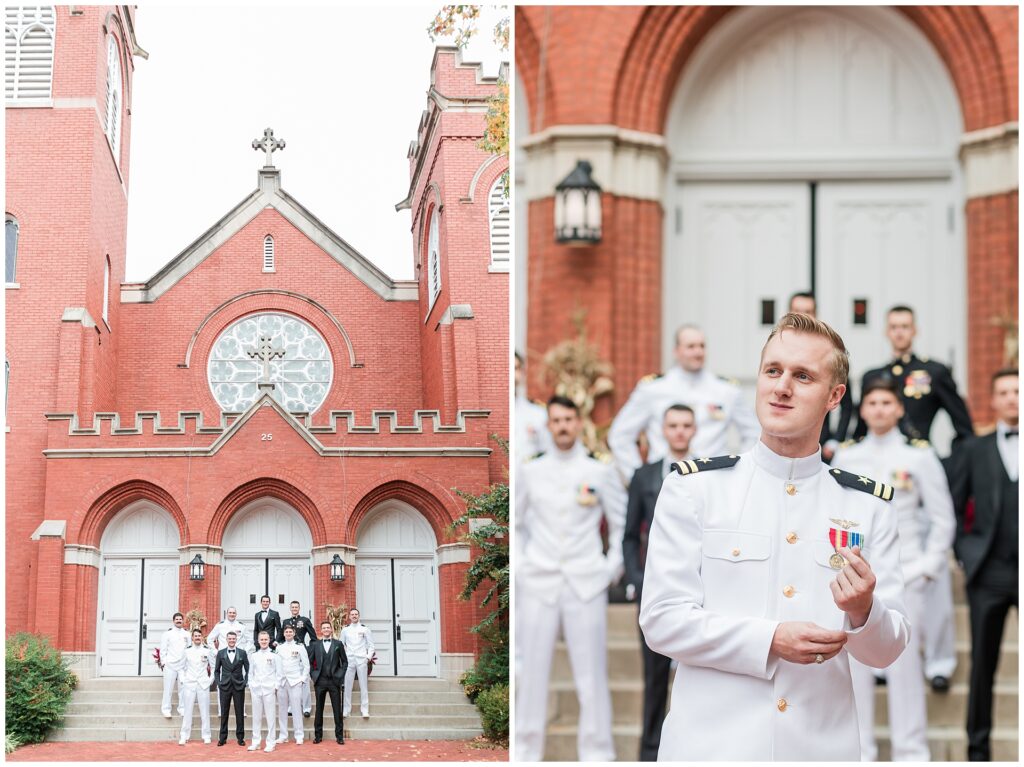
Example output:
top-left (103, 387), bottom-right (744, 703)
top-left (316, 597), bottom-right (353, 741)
top-left (488, 178), bottom-right (510, 268)
top-left (427, 209), bottom-right (441, 309)
top-left (4, 6), bottom-right (55, 103)
top-left (263, 235), bottom-right (275, 272)
top-left (104, 35), bottom-right (122, 162)
top-left (102, 256), bottom-right (111, 325)
top-left (5, 216), bottom-right (18, 283)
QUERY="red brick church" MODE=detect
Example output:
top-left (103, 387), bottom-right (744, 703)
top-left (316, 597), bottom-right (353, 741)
top-left (6, 5), bottom-right (509, 682)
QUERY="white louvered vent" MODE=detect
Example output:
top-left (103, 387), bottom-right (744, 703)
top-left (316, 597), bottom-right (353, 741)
top-left (263, 235), bottom-right (275, 272)
top-left (488, 179), bottom-right (510, 266)
top-left (428, 211), bottom-right (441, 308)
top-left (5, 6), bottom-right (55, 102)
top-left (104, 35), bottom-right (122, 161)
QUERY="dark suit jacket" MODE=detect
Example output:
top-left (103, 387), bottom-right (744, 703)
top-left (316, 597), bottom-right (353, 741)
top-left (279, 615), bottom-right (314, 645)
top-left (309, 638), bottom-right (348, 689)
top-left (623, 459), bottom-right (666, 600)
top-left (254, 609), bottom-right (283, 647)
top-left (212, 647), bottom-right (249, 691)
top-left (853, 354), bottom-right (973, 449)
top-left (950, 433), bottom-right (1011, 583)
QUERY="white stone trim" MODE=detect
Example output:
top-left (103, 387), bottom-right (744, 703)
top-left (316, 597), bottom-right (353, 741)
top-left (437, 304), bottom-right (474, 325)
top-left (464, 154), bottom-right (505, 202)
top-left (31, 520), bottom-right (67, 539)
top-left (62, 652), bottom-right (98, 681)
top-left (120, 171), bottom-right (417, 304)
top-left (64, 544), bottom-right (101, 568)
top-left (440, 651), bottom-right (475, 682)
top-left (179, 544), bottom-right (223, 567)
top-left (960, 122), bottom-right (1018, 199)
top-left (311, 545), bottom-right (357, 567)
top-left (671, 156), bottom-right (956, 182)
top-left (61, 307), bottom-right (96, 328)
top-left (436, 542), bottom-right (471, 566)
top-left (520, 125), bottom-right (668, 202)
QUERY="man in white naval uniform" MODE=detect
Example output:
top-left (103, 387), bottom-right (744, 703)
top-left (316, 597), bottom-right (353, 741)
top-left (178, 629), bottom-right (213, 745)
top-left (835, 377), bottom-right (955, 761)
top-left (341, 608), bottom-right (375, 718)
top-left (641, 313), bottom-right (910, 761)
top-left (516, 395), bottom-right (627, 762)
top-left (609, 325), bottom-right (759, 483)
top-left (247, 631), bottom-right (282, 753)
top-left (275, 625), bottom-right (310, 745)
top-left (159, 612), bottom-right (189, 718)
top-left (207, 606), bottom-right (247, 716)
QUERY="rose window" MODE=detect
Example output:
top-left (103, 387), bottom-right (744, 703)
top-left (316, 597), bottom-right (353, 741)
top-left (208, 313), bottom-right (333, 413)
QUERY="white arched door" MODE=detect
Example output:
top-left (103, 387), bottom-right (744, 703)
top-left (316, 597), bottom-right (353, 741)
top-left (663, 6), bottom-right (965, 452)
top-left (355, 501), bottom-right (439, 677)
top-left (98, 501), bottom-right (180, 676)
top-left (221, 498), bottom-right (313, 648)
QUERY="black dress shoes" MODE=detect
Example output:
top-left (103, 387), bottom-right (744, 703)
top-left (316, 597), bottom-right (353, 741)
top-left (337, 738), bottom-right (345, 745)
top-left (217, 740), bottom-right (226, 747)
top-left (313, 737), bottom-right (322, 744)
top-left (930, 675), bottom-right (951, 693)
top-left (237, 739), bottom-right (245, 746)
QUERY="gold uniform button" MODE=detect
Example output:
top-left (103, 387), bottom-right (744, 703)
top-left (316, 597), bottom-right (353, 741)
top-left (783, 585), bottom-right (796, 598)
top-left (786, 532), bottom-right (798, 544)
top-left (731, 548), bottom-right (741, 557)
top-left (785, 483), bottom-right (797, 495)
top-left (777, 698), bottom-right (788, 712)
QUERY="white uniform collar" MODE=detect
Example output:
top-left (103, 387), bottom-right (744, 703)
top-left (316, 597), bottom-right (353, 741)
top-left (552, 440), bottom-right (587, 462)
top-left (864, 428), bottom-right (903, 448)
top-left (753, 440), bottom-right (822, 480)
top-left (672, 365), bottom-right (704, 385)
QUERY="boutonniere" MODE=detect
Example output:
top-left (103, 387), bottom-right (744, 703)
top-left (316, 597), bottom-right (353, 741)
top-left (576, 484), bottom-right (598, 506)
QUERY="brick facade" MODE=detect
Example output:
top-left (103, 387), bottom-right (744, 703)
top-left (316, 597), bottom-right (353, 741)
top-left (517, 5), bottom-right (1017, 427)
top-left (6, 7), bottom-right (507, 672)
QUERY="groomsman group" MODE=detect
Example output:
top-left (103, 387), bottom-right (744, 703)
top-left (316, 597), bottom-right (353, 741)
top-left (159, 600), bottom-right (375, 749)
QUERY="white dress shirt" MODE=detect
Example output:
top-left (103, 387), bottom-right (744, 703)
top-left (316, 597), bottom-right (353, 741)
top-left (608, 365), bottom-right (759, 480)
top-left (996, 420), bottom-right (1019, 481)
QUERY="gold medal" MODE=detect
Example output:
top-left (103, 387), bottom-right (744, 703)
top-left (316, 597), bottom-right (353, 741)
top-left (829, 552), bottom-right (846, 570)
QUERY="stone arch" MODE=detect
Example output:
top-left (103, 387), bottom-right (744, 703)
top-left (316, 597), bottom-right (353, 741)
top-left (209, 477), bottom-right (326, 547)
top-left (355, 499), bottom-right (438, 554)
top-left (465, 154), bottom-right (507, 203)
top-left (347, 480), bottom-right (457, 547)
top-left (611, 5), bottom-right (1011, 136)
top-left (100, 500), bottom-right (179, 554)
top-left (80, 479), bottom-right (187, 548)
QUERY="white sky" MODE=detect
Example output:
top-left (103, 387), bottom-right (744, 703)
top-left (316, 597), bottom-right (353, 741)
top-left (125, 5), bottom-right (505, 281)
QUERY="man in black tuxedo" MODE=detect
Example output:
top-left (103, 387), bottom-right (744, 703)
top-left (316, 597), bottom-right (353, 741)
top-left (310, 620), bottom-right (348, 744)
top-left (623, 403), bottom-right (697, 761)
top-left (254, 595), bottom-right (283, 650)
top-left (950, 368), bottom-right (1018, 761)
top-left (211, 631), bottom-right (249, 747)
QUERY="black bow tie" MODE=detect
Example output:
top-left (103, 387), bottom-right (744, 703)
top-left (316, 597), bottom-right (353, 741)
top-left (1006, 430), bottom-right (1018, 438)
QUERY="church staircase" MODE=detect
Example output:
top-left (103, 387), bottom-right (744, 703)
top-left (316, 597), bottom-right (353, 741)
top-left (543, 562), bottom-right (1018, 761)
top-left (49, 676), bottom-right (481, 742)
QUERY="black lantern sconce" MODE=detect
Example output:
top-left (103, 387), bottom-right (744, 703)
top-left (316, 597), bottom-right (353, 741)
top-left (189, 554), bottom-right (205, 581)
top-left (555, 160), bottom-right (602, 245)
top-left (329, 554), bottom-right (346, 582)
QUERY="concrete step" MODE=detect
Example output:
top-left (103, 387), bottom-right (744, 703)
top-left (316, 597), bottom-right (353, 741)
top-left (48, 726), bottom-right (485, 743)
top-left (65, 701), bottom-right (475, 717)
top-left (57, 713), bottom-right (480, 729)
top-left (69, 690), bottom-right (470, 704)
top-left (74, 676), bottom-right (454, 692)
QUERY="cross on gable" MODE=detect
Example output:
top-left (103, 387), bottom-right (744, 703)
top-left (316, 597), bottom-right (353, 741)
top-left (252, 127), bottom-right (286, 168)
top-left (247, 335), bottom-right (286, 383)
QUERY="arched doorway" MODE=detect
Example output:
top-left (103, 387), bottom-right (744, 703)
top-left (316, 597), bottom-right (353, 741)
top-left (98, 500), bottom-right (180, 676)
top-left (355, 500), bottom-right (439, 677)
top-left (663, 6), bottom-right (965, 451)
top-left (221, 497), bottom-right (313, 646)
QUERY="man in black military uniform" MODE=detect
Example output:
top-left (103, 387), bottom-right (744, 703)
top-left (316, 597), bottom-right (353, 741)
top-left (789, 292), bottom-right (854, 461)
top-left (254, 595), bottom-right (283, 650)
top-left (950, 369), bottom-right (1018, 761)
top-left (852, 305), bottom-right (973, 452)
top-left (623, 403), bottom-right (697, 761)
top-left (279, 600), bottom-right (314, 717)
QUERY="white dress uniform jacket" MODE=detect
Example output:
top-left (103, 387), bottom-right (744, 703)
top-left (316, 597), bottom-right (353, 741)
top-left (640, 441), bottom-right (910, 761)
top-left (516, 391), bottom-right (553, 462)
top-left (277, 640), bottom-right (311, 685)
top-left (835, 430), bottom-right (955, 585)
top-left (207, 619), bottom-right (247, 651)
top-left (608, 366), bottom-right (759, 480)
top-left (517, 441), bottom-right (627, 603)
top-left (249, 647), bottom-right (283, 693)
top-left (160, 626), bottom-right (190, 669)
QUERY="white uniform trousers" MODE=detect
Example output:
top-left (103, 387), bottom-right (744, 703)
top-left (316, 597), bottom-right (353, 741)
top-left (851, 578), bottom-right (930, 761)
top-left (277, 682), bottom-right (305, 742)
top-left (249, 688), bottom-right (277, 746)
top-left (516, 586), bottom-right (615, 762)
top-left (344, 659), bottom-right (369, 716)
top-left (921, 558), bottom-right (957, 679)
top-left (161, 663), bottom-right (184, 716)
top-left (178, 683), bottom-right (211, 742)
top-left (303, 676), bottom-right (312, 713)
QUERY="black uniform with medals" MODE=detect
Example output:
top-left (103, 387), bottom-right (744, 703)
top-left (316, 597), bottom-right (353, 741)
top-left (279, 614), bottom-right (314, 646)
top-left (852, 353), bottom-right (973, 451)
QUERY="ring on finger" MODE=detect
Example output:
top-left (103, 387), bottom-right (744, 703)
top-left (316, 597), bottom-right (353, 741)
top-left (815, 653), bottom-right (824, 664)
